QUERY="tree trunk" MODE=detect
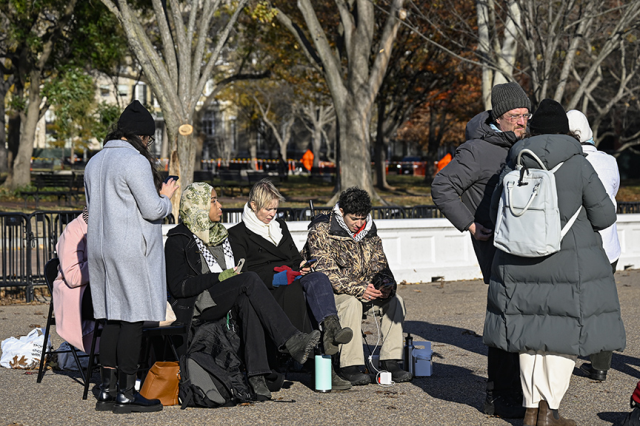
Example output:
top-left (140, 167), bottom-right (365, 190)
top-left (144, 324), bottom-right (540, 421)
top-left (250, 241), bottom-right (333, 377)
top-left (0, 86), bottom-right (8, 174)
top-left (310, 126), bottom-right (322, 168)
top-left (374, 97), bottom-right (392, 190)
top-left (166, 123), bottom-right (196, 221)
top-left (336, 98), bottom-right (376, 198)
top-left (7, 113), bottom-right (20, 173)
top-left (477, 0), bottom-right (492, 109)
top-left (5, 72), bottom-right (43, 189)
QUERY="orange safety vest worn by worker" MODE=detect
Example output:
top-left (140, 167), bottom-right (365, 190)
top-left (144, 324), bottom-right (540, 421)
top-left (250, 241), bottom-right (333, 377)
top-left (302, 149), bottom-right (314, 171)
top-left (436, 153), bottom-right (452, 174)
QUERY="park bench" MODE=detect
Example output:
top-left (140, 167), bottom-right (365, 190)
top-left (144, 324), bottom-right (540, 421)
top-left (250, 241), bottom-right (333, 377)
top-left (309, 166), bottom-right (336, 183)
top-left (19, 173), bottom-right (84, 208)
top-left (214, 170), bottom-right (250, 197)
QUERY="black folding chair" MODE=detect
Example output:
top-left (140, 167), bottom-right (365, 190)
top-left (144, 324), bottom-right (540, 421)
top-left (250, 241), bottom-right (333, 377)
top-left (82, 319), bottom-right (186, 400)
top-left (36, 258), bottom-right (93, 386)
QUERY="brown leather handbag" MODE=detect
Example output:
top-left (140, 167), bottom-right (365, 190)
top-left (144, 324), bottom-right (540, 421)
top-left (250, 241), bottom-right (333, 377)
top-left (139, 361), bottom-right (180, 406)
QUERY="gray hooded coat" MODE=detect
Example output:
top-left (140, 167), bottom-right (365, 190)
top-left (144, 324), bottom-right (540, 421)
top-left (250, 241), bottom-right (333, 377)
top-left (483, 134), bottom-right (625, 356)
top-left (84, 140), bottom-right (172, 322)
top-left (431, 111), bottom-right (520, 282)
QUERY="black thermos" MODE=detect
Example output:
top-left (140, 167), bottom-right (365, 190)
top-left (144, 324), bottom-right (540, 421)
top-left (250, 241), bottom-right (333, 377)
top-left (404, 333), bottom-right (414, 375)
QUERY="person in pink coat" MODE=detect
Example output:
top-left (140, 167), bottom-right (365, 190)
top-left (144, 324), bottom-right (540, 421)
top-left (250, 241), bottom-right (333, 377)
top-left (52, 208), bottom-right (96, 353)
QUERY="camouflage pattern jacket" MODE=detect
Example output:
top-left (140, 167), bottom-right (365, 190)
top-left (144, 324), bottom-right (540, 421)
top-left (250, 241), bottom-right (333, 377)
top-left (304, 214), bottom-right (396, 300)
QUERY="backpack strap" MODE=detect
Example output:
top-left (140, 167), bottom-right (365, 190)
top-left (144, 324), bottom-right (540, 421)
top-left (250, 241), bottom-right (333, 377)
top-left (560, 206), bottom-right (582, 238)
top-left (517, 149), bottom-right (547, 170)
top-left (507, 182), bottom-right (540, 217)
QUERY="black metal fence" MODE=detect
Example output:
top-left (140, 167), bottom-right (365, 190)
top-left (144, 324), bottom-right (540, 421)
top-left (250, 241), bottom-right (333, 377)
top-left (2, 202), bottom-right (639, 301)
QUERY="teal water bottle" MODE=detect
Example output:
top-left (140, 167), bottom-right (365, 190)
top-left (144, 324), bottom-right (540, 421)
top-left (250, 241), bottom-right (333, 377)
top-left (315, 355), bottom-right (332, 392)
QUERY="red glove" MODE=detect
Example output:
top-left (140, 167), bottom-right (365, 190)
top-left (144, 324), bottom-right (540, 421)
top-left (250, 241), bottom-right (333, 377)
top-left (273, 265), bottom-right (302, 285)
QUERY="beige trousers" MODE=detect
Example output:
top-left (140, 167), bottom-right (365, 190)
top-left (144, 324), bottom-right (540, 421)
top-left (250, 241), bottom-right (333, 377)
top-left (519, 350), bottom-right (577, 409)
top-left (334, 293), bottom-right (406, 368)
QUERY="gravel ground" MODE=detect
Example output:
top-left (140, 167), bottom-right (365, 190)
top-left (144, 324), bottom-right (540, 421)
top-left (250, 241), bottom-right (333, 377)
top-left (1, 270), bottom-right (639, 426)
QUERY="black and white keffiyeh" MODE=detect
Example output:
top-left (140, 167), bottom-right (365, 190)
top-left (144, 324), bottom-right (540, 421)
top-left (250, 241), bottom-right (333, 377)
top-left (193, 235), bottom-right (234, 273)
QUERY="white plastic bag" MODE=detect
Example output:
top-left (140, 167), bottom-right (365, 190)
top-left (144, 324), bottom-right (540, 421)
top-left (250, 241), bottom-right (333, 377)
top-left (0, 327), bottom-right (52, 369)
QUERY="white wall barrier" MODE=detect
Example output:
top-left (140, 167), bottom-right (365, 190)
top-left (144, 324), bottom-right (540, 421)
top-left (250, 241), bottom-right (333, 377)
top-left (163, 214), bottom-right (640, 283)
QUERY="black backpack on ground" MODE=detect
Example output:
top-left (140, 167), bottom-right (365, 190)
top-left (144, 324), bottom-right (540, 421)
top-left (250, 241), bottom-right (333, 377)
top-left (178, 316), bottom-right (252, 409)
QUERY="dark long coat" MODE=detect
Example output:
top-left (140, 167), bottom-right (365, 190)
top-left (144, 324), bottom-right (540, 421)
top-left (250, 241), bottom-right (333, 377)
top-left (431, 111), bottom-right (520, 282)
top-left (483, 134), bottom-right (625, 356)
top-left (228, 219), bottom-right (311, 333)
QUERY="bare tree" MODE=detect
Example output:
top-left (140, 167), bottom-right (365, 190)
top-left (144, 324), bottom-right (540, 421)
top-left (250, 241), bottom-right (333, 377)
top-left (298, 101), bottom-right (335, 168)
top-left (253, 93), bottom-right (295, 161)
top-left (99, 0), bottom-right (249, 216)
top-left (272, 0), bottom-right (406, 200)
top-left (410, 0), bottom-right (640, 153)
top-left (476, 0), bottom-right (520, 108)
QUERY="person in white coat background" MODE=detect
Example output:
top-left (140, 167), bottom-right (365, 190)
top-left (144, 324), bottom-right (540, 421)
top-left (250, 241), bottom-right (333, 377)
top-left (84, 101), bottom-right (178, 414)
top-left (567, 109), bottom-right (621, 383)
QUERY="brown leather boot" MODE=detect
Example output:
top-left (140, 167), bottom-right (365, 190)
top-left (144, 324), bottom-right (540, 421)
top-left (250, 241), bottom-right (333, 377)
top-left (537, 400), bottom-right (576, 426)
top-left (524, 406), bottom-right (538, 426)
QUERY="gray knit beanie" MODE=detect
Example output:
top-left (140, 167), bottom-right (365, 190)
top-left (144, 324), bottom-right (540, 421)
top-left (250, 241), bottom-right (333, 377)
top-left (490, 82), bottom-right (531, 120)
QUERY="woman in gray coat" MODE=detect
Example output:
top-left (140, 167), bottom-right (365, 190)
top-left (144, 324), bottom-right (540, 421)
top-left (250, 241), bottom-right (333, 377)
top-left (85, 101), bottom-right (178, 414)
top-left (483, 99), bottom-right (625, 426)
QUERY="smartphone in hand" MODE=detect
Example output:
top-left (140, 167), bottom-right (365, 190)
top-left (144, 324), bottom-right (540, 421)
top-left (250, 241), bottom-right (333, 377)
top-left (164, 175), bottom-right (179, 183)
top-left (301, 258), bottom-right (317, 269)
top-left (235, 258), bottom-right (245, 274)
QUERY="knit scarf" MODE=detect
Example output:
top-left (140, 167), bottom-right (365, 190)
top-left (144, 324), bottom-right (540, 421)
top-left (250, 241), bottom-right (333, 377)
top-left (242, 202), bottom-right (283, 246)
top-left (333, 203), bottom-right (372, 242)
top-left (179, 182), bottom-right (228, 247)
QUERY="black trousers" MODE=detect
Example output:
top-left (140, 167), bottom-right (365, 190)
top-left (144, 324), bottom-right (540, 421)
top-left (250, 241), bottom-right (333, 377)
top-left (100, 320), bottom-right (144, 375)
top-left (487, 347), bottom-right (521, 395)
top-left (587, 260), bottom-right (619, 372)
top-left (199, 272), bottom-right (300, 377)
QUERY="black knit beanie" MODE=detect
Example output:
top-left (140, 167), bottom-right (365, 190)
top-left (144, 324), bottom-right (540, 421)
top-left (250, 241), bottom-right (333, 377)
top-left (491, 82), bottom-right (531, 120)
top-left (117, 100), bottom-right (155, 136)
top-left (529, 99), bottom-right (569, 135)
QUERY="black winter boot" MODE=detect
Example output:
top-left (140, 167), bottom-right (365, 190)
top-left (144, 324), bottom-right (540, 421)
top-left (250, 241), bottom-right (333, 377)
top-left (113, 372), bottom-right (163, 414)
top-left (331, 363), bottom-right (352, 390)
top-left (95, 367), bottom-right (117, 411)
top-left (321, 315), bottom-right (353, 356)
top-left (248, 375), bottom-right (272, 402)
top-left (284, 331), bottom-right (321, 365)
top-left (339, 365), bottom-right (371, 386)
top-left (380, 360), bottom-right (412, 383)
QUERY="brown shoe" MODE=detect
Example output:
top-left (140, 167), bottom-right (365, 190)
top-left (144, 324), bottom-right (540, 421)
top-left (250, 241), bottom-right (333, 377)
top-left (537, 400), bottom-right (576, 426)
top-left (524, 407), bottom-right (538, 426)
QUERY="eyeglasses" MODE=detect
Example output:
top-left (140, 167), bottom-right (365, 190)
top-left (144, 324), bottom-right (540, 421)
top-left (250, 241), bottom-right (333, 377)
top-left (503, 113), bottom-right (532, 122)
top-left (147, 136), bottom-right (155, 146)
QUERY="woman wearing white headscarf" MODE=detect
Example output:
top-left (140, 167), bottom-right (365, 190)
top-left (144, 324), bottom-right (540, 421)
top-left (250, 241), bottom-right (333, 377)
top-left (567, 109), bottom-right (621, 382)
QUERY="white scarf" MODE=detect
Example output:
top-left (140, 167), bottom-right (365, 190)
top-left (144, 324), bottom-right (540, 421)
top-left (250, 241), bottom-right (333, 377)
top-left (333, 203), bottom-right (372, 242)
top-left (242, 202), bottom-right (283, 246)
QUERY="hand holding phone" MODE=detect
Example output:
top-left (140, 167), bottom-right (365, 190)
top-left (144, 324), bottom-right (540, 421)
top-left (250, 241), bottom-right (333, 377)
top-left (235, 258), bottom-right (245, 274)
top-left (164, 175), bottom-right (179, 184)
top-left (301, 258), bottom-right (317, 269)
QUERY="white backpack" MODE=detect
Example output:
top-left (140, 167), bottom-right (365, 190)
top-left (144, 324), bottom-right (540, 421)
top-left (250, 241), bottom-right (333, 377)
top-left (493, 149), bottom-right (581, 257)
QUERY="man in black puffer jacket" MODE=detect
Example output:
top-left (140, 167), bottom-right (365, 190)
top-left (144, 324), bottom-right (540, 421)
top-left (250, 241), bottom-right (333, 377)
top-left (431, 81), bottom-right (530, 419)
